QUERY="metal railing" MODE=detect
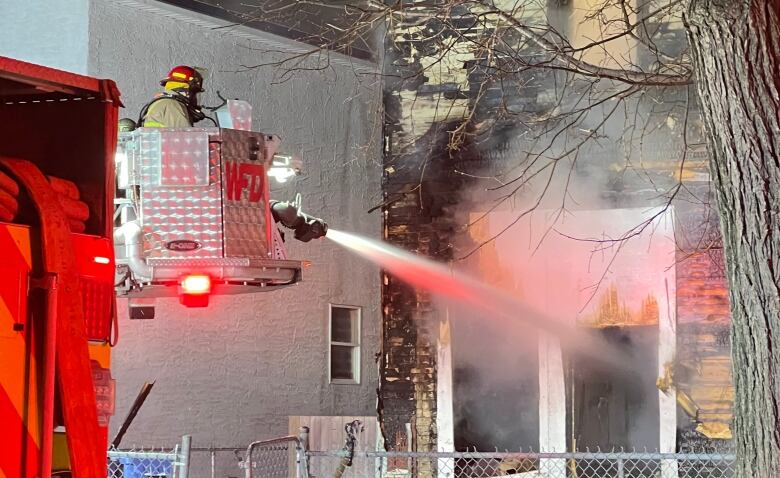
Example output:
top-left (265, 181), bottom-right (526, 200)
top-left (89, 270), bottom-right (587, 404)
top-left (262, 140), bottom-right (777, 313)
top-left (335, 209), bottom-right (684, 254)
top-left (305, 449), bottom-right (736, 478)
top-left (107, 435), bottom-right (191, 478)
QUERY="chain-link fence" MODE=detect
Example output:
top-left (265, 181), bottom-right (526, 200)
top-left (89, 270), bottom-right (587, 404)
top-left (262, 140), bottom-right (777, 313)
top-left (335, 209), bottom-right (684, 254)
top-left (107, 432), bottom-right (307, 478)
top-left (107, 435), bottom-right (191, 478)
top-left (240, 433), bottom-right (307, 478)
top-left (106, 430), bottom-right (735, 478)
top-left (306, 450), bottom-right (736, 478)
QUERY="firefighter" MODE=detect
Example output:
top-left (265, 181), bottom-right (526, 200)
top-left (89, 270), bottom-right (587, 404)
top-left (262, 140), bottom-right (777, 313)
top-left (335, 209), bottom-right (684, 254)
top-left (118, 118), bottom-right (137, 132)
top-left (138, 65), bottom-right (206, 128)
top-left (136, 66), bottom-right (328, 242)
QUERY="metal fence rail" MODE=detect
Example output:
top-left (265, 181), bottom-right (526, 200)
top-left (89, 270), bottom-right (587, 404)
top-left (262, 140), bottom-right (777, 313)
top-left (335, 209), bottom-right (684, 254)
top-left (107, 435), bottom-right (191, 478)
top-left (189, 447), bottom-right (246, 478)
top-left (306, 450), bottom-right (736, 478)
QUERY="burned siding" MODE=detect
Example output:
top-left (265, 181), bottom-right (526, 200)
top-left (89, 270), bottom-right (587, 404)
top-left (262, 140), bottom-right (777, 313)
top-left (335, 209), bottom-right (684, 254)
top-left (675, 197), bottom-right (734, 447)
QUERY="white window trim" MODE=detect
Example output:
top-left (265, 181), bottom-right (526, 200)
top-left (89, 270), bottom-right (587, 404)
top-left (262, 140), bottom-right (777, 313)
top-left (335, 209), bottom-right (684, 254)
top-left (328, 304), bottom-right (362, 385)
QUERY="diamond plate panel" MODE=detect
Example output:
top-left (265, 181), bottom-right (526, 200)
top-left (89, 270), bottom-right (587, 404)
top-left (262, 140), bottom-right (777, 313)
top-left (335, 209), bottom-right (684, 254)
top-left (159, 131), bottom-right (209, 186)
top-left (220, 129), bottom-right (273, 258)
top-left (116, 133), bottom-right (140, 188)
top-left (139, 129), bottom-right (224, 258)
top-left (147, 257), bottom-right (251, 267)
top-left (216, 100), bottom-right (253, 131)
top-left (271, 226), bottom-right (288, 260)
top-left (228, 100), bottom-right (252, 131)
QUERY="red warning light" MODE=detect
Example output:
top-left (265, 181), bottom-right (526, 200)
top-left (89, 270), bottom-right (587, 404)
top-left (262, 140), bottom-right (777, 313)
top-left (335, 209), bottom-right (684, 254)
top-left (181, 274), bottom-right (211, 294)
top-left (179, 274), bottom-right (211, 307)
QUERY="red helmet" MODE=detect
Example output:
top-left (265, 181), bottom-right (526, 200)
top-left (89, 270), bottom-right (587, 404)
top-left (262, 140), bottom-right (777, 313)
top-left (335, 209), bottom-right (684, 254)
top-left (160, 65), bottom-right (204, 92)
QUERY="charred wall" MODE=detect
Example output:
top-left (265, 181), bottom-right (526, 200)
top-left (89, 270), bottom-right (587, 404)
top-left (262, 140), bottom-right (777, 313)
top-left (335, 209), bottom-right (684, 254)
top-left (378, 4), bottom-right (552, 454)
top-left (380, 104), bottom-right (467, 453)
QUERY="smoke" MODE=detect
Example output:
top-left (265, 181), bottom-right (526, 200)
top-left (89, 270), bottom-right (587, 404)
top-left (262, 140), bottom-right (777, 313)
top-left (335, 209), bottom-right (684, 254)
top-left (436, 73), bottom-right (683, 452)
top-left (443, 297), bottom-right (541, 451)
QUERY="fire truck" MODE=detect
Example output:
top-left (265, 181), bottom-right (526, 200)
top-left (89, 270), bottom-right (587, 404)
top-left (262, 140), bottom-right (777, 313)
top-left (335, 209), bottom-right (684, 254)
top-left (113, 101), bottom-right (320, 315)
top-left (0, 56), bottom-right (324, 477)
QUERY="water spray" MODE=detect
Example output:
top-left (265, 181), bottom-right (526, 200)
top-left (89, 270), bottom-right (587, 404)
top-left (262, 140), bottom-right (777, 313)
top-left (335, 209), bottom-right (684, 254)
top-left (326, 229), bottom-right (631, 367)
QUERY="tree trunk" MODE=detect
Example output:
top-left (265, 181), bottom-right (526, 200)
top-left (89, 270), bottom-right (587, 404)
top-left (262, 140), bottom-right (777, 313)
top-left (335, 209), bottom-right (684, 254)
top-left (685, 2), bottom-right (780, 477)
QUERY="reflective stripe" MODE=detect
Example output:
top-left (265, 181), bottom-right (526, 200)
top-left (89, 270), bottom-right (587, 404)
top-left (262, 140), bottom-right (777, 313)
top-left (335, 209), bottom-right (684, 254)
top-left (0, 224), bottom-right (40, 478)
top-left (164, 81), bottom-right (189, 90)
top-left (143, 121), bottom-right (165, 127)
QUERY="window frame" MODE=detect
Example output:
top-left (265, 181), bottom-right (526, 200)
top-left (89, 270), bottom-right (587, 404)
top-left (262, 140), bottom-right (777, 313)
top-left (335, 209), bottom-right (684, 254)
top-left (328, 303), bottom-right (362, 385)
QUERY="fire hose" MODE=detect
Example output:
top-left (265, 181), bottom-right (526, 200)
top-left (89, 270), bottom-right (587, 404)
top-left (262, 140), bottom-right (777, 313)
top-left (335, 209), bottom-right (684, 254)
top-left (0, 170), bottom-right (19, 222)
top-left (48, 176), bottom-right (90, 233)
top-left (0, 169), bottom-right (91, 232)
top-left (333, 420), bottom-right (362, 478)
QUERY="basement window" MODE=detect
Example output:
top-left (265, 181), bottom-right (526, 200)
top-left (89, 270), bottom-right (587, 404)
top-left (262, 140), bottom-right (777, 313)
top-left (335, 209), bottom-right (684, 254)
top-left (329, 305), bottom-right (361, 384)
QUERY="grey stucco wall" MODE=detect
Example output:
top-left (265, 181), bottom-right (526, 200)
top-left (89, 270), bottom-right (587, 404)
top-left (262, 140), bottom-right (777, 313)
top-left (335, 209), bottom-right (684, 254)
top-left (87, 0), bottom-right (382, 450)
top-left (0, 0), bottom-right (90, 73)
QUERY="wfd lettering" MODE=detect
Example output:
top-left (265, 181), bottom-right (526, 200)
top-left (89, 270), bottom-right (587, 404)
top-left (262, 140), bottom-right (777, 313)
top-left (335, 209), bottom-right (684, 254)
top-left (224, 161), bottom-right (265, 202)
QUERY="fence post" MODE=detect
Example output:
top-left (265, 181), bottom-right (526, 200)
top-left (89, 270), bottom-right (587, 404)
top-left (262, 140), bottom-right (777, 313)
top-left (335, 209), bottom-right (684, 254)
top-left (178, 435), bottom-right (192, 478)
top-left (297, 426), bottom-right (310, 478)
top-left (617, 457), bottom-right (625, 478)
top-left (210, 449), bottom-right (216, 478)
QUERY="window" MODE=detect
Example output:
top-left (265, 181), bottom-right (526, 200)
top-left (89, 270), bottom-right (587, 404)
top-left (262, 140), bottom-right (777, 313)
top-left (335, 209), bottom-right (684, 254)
top-left (329, 305), bottom-right (361, 384)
